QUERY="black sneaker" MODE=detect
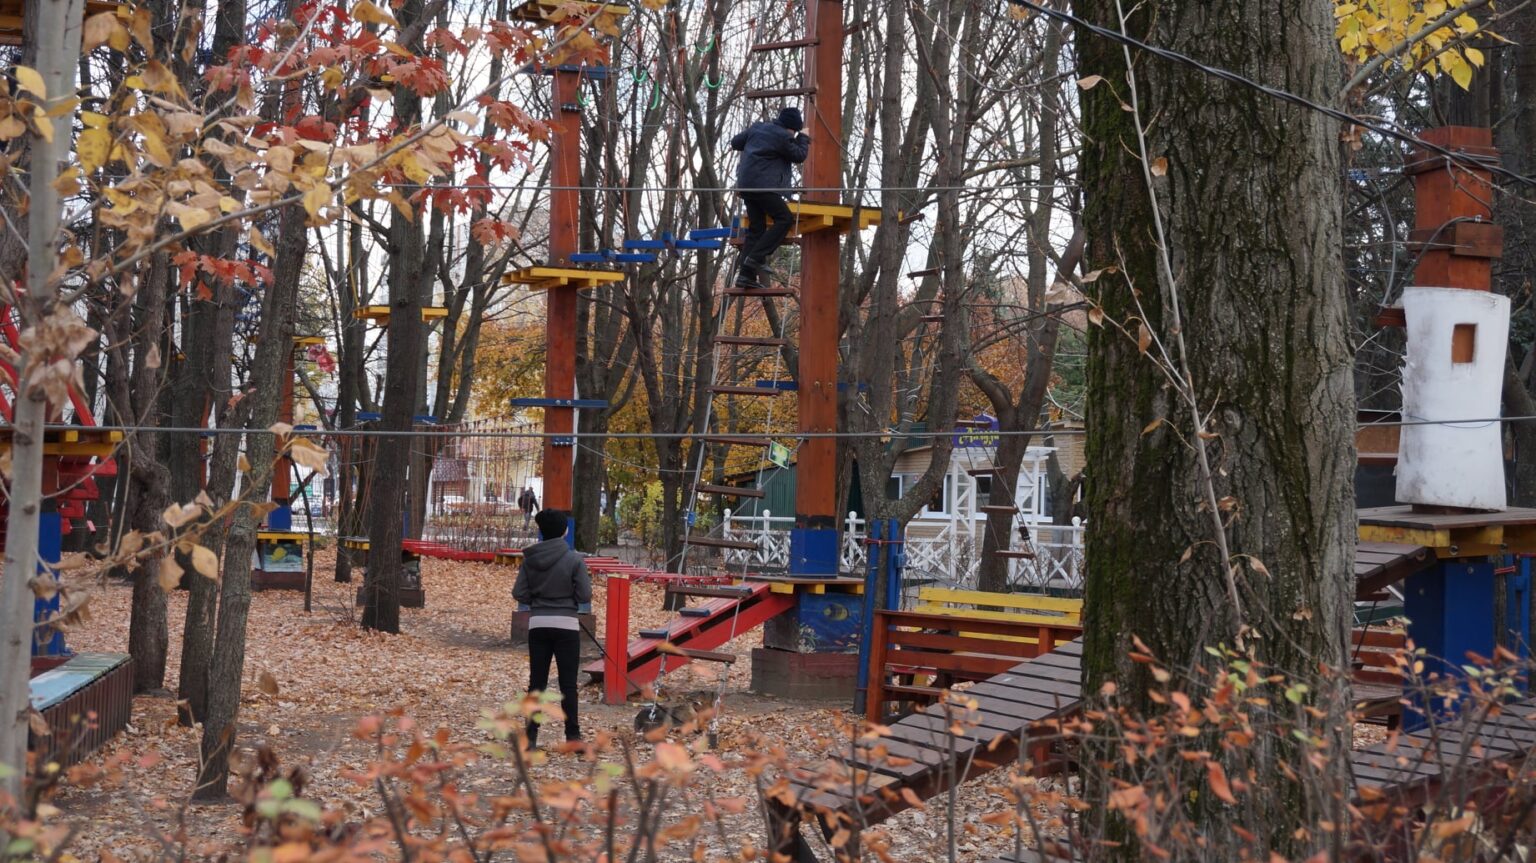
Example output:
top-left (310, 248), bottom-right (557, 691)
top-left (734, 274), bottom-right (762, 290)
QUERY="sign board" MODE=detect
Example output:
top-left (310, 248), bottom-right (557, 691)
top-left (769, 442), bottom-right (791, 468)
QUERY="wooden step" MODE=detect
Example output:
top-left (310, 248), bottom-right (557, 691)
top-left (966, 467), bottom-right (1000, 476)
top-left (684, 535), bottom-right (761, 552)
top-left (697, 484), bottom-right (766, 498)
top-left (638, 628), bottom-right (672, 639)
top-left (714, 335), bottom-right (788, 347)
top-left (920, 315), bottom-right (944, 322)
top-left (679, 607), bottom-right (713, 617)
top-left (994, 549), bottom-right (1037, 559)
top-left (978, 505), bottom-right (1019, 514)
top-left (702, 435), bottom-right (771, 448)
top-left (709, 385), bottom-right (781, 396)
top-left (721, 287), bottom-right (795, 297)
top-left (751, 37), bottom-right (819, 52)
top-left (747, 86), bottom-right (817, 99)
top-left (668, 584), bottom-right (754, 599)
top-left (661, 645), bottom-right (738, 664)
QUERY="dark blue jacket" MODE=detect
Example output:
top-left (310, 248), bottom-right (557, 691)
top-left (731, 120), bottom-right (810, 192)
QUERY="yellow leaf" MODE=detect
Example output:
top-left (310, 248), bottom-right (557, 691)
top-left (170, 202), bottom-right (211, 232)
top-left (83, 11), bottom-right (118, 51)
top-left (14, 66), bottom-right (44, 98)
top-left (157, 557), bottom-right (184, 592)
top-left (77, 127), bottom-right (111, 173)
top-left (190, 545), bottom-right (219, 579)
top-left (124, 75), bottom-right (146, 90)
top-left (352, 0), bottom-right (399, 26)
top-left (302, 182), bottom-right (331, 219)
top-left (248, 227), bottom-right (274, 256)
top-left (1465, 46), bottom-right (1484, 67)
top-left (1448, 52), bottom-right (1472, 90)
top-left (0, 116), bottom-right (25, 140)
top-left (81, 110), bottom-right (109, 129)
top-left (31, 106), bottom-right (53, 143)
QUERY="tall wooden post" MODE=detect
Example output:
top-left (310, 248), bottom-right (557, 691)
top-left (789, 0), bottom-right (844, 576)
top-left (542, 69), bottom-right (581, 540)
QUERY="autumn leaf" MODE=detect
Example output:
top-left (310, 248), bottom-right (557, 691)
top-left (191, 545), bottom-right (220, 579)
top-left (352, 0), bottom-right (400, 27)
top-left (77, 127), bottom-right (111, 173)
top-left (157, 556), bottom-right (184, 592)
top-left (1076, 74), bottom-right (1104, 90)
top-left (259, 671), bottom-right (280, 696)
top-left (14, 66), bottom-right (45, 98)
top-left (1151, 156), bottom-right (1168, 177)
top-left (82, 12), bottom-right (119, 51)
top-left (1206, 760), bottom-right (1238, 805)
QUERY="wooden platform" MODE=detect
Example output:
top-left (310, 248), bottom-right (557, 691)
top-left (1359, 505), bottom-right (1536, 556)
top-left (1350, 696), bottom-right (1536, 801)
top-left (29, 652), bottom-right (134, 768)
top-left (742, 201), bottom-right (884, 237)
top-left (503, 265), bottom-right (624, 291)
top-left (352, 305), bottom-right (449, 324)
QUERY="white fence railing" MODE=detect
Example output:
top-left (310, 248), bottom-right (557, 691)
top-left (721, 510), bottom-right (1087, 592)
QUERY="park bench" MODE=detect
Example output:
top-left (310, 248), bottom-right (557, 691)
top-left (28, 652), bottom-right (133, 768)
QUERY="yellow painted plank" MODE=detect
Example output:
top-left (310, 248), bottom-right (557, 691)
top-left (916, 587), bottom-right (1082, 614)
top-left (43, 442), bottom-right (116, 457)
top-left (422, 307), bottom-right (449, 320)
top-left (770, 582), bottom-right (795, 595)
top-left (1358, 524), bottom-right (1451, 548)
top-left (912, 604), bottom-right (1081, 626)
top-left (257, 531), bottom-right (307, 542)
top-left (293, 335), bottom-right (326, 347)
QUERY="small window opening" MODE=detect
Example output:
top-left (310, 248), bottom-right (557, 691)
top-left (1451, 323), bottom-right (1476, 365)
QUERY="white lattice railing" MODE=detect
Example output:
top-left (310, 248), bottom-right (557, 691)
top-left (721, 509), bottom-right (1088, 592)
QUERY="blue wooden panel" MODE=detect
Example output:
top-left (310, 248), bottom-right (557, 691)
top-left (675, 240), bottom-right (724, 250)
top-left (30, 670), bottom-right (96, 710)
top-left (688, 227), bottom-right (734, 240)
top-left (509, 397), bottom-right (608, 409)
top-left (570, 253), bottom-right (608, 263)
top-left (623, 239), bottom-right (668, 250)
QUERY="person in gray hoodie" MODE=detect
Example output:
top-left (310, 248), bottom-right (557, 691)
top-left (513, 509), bottom-right (592, 748)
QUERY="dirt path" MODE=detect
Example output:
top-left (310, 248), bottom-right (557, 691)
top-left (52, 549), bottom-right (1027, 860)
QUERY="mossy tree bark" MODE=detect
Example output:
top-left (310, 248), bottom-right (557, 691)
top-left (1076, 0), bottom-right (1356, 856)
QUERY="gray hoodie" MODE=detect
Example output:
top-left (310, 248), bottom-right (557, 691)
top-left (513, 538), bottom-right (592, 617)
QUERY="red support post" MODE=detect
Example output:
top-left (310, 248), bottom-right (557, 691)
top-left (542, 69), bottom-right (582, 515)
top-left (790, 0), bottom-right (844, 574)
top-left (604, 572), bottom-right (630, 705)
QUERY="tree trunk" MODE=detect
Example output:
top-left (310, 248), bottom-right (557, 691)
top-left (573, 414), bottom-right (609, 552)
top-left (1077, 1), bottom-right (1354, 857)
top-left (125, 254), bottom-right (173, 694)
top-left (334, 215), bottom-right (365, 582)
top-left (193, 199), bottom-right (305, 800)
top-left (1, 0), bottom-right (86, 799)
top-left (176, 0), bottom-right (247, 726)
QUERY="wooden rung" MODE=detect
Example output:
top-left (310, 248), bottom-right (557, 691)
top-left (670, 646), bottom-right (738, 664)
top-left (698, 484), bottom-right (766, 499)
top-left (747, 86), bottom-right (817, 99)
top-left (920, 315), bottom-right (944, 322)
top-left (978, 505), bottom-right (1018, 514)
top-left (715, 335), bottom-right (788, 347)
top-left (679, 607), bottom-right (713, 617)
top-left (638, 628), bottom-right (672, 639)
top-left (702, 435), bottom-right (771, 447)
top-left (685, 536), bottom-right (762, 552)
top-left (966, 467), bottom-right (1000, 475)
top-left (1358, 452), bottom-right (1398, 466)
top-left (994, 550), bottom-right (1037, 559)
top-left (709, 385), bottom-right (781, 396)
top-left (669, 584), bottom-right (754, 598)
top-left (721, 287), bottom-right (796, 297)
top-left (908, 268), bottom-right (939, 278)
top-left (752, 38), bottom-right (819, 51)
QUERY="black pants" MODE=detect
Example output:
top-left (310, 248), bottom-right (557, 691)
top-left (740, 191), bottom-right (793, 272)
top-left (526, 627), bottom-right (581, 743)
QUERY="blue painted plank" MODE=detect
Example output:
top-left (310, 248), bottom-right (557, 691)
top-left (569, 253), bottom-right (608, 263)
top-left (29, 670), bottom-right (97, 710)
top-left (623, 239), bottom-right (669, 250)
top-left (608, 252), bottom-right (657, 264)
top-left (688, 227), bottom-right (734, 240)
top-left (674, 240), bottom-right (723, 250)
top-left (357, 411), bottom-right (383, 422)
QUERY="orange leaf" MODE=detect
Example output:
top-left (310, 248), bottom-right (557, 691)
top-left (900, 787), bottom-right (925, 810)
top-left (1206, 760), bottom-right (1237, 805)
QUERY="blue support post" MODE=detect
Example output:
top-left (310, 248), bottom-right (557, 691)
top-left (1508, 556), bottom-right (1531, 662)
top-left (789, 527), bottom-right (838, 577)
top-left (33, 510), bottom-right (67, 657)
top-left (853, 520), bottom-right (883, 715)
top-left (885, 519), bottom-right (903, 611)
top-left (1403, 558), bottom-right (1501, 730)
top-left (268, 504), bottom-right (293, 531)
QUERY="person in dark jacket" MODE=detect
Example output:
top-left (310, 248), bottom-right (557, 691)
top-left (730, 106), bottom-right (810, 288)
top-left (512, 509), bottom-right (592, 749)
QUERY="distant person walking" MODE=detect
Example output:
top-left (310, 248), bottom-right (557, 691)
top-left (513, 509), bottom-right (591, 750)
top-left (519, 486), bottom-right (538, 530)
top-left (730, 105), bottom-right (810, 289)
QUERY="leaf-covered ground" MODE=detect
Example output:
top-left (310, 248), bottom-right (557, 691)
top-left (55, 547), bottom-right (1037, 861)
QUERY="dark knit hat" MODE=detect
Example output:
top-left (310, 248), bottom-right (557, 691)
top-left (777, 106), bottom-right (804, 131)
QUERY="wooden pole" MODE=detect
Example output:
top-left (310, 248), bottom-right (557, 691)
top-left (541, 69), bottom-right (581, 520)
top-left (790, 0), bottom-right (843, 575)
